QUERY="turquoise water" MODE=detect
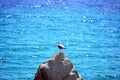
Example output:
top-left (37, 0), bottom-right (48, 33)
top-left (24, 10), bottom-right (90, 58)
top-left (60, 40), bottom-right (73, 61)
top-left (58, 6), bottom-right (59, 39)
top-left (0, 0), bottom-right (120, 80)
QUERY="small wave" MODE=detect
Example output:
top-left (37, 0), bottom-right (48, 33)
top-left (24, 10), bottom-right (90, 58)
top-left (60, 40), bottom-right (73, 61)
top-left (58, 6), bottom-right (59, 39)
top-left (0, 58), bottom-right (4, 62)
top-left (32, 46), bottom-right (40, 49)
top-left (31, 55), bottom-right (37, 58)
top-left (103, 54), bottom-right (120, 58)
top-left (6, 15), bottom-right (12, 18)
top-left (99, 74), bottom-right (120, 79)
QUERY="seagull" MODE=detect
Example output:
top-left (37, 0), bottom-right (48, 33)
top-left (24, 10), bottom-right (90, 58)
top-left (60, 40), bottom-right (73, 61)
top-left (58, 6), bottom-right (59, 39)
top-left (58, 42), bottom-right (66, 51)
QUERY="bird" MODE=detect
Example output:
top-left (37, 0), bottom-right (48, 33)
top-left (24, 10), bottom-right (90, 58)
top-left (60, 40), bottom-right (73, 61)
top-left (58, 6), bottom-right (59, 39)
top-left (57, 42), bottom-right (66, 52)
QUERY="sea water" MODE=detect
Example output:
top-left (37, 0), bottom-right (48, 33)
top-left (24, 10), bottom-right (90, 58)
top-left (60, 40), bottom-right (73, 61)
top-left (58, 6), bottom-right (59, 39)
top-left (0, 0), bottom-right (120, 80)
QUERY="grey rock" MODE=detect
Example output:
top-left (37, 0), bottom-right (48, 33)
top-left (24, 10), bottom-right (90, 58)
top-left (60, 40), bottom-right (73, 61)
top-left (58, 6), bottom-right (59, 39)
top-left (34, 52), bottom-right (83, 80)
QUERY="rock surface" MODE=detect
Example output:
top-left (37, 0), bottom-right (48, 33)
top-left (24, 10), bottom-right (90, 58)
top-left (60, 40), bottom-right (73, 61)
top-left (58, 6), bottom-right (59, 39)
top-left (34, 52), bottom-right (83, 80)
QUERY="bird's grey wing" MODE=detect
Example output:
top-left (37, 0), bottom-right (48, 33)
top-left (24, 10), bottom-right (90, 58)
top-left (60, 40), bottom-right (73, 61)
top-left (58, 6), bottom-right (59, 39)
top-left (58, 44), bottom-right (65, 48)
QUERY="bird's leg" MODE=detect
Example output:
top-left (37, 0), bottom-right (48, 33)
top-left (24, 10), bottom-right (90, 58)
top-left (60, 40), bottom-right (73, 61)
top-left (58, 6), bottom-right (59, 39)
top-left (59, 49), bottom-right (62, 53)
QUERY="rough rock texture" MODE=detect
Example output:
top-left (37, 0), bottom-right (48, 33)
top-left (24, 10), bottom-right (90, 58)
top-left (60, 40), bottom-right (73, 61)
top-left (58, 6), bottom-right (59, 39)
top-left (34, 52), bottom-right (83, 80)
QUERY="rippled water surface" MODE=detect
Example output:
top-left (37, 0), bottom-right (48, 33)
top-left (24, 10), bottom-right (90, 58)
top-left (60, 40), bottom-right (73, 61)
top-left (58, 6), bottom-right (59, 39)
top-left (0, 0), bottom-right (120, 80)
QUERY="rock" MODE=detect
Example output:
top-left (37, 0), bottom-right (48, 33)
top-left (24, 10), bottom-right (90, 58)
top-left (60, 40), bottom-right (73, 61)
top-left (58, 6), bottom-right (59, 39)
top-left (34, 52), bottom-right (83, 80)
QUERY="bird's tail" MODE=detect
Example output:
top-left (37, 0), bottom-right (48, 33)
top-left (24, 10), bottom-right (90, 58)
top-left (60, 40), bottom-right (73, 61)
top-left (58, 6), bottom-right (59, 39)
top-left (64, 48), bottom-right (67, 49)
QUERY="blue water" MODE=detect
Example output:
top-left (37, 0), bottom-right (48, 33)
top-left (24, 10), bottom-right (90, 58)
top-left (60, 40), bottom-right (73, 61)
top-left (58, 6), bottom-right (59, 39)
top-left (0, 0), bottom-right (120, 80)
